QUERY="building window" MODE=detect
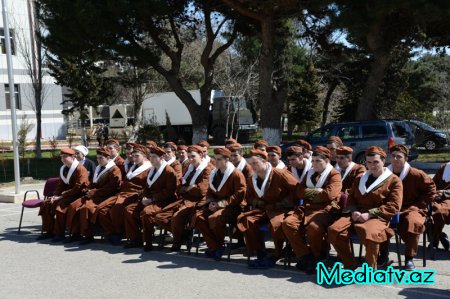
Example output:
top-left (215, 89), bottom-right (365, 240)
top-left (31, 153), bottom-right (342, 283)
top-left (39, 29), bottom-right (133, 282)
top-left (0, 28), bottom-right (15, 55)
top-left (5, 84), bottom-right (21, 110)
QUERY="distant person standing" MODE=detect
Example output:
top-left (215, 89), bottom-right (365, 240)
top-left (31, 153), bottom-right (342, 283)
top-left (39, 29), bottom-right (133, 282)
top-left (103, 124), bottom-right (110, 142)
top-left (95, 124), bottom-right (104, 147)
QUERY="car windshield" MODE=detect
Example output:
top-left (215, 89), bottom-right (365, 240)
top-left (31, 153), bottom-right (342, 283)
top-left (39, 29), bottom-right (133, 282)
top-left (413, 121), bottom-right (436, 131)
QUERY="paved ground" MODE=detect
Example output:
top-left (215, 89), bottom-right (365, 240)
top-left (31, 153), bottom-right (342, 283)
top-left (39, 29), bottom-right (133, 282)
top-left (0, 202), bottom-right (449, 298)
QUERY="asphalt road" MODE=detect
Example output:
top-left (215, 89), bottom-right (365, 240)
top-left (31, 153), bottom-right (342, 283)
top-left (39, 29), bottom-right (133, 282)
top-left (0, 202), bottom-right (449, 298)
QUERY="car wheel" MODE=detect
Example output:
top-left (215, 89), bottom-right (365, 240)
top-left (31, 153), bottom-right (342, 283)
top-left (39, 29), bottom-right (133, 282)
top-left (424, 140), bottom-right (436, 151)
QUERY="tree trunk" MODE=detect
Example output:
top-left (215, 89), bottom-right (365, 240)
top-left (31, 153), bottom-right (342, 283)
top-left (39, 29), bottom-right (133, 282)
top-left (322, 81), bottom-right (338, 126)
top-left (356, 18), bottom-right (390, 121)
top-left (355, 53), bottom-right (390, 120)
top-left (35, 109), bottom-right (42, 158)
top-left (172, 82), bottom-right (209, 144)
top-left (259, 15), bottom-right (283, 145)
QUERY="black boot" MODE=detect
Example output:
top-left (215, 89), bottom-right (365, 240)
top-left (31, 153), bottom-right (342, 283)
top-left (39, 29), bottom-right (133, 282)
top-left (440, 232), bottom-right (449, 251)
top-left (79, 236), bottom-right (94, 246)
top-left (63, 234), bottom-right (82, 243)
top-left (124, 239), bottom-right (143, 249)
top-left (296, 253), bottom-right (313, 271)
top-left (305, 256), bottom-right (319, 275)
top-left (36, 233), bottom-right (54, 241)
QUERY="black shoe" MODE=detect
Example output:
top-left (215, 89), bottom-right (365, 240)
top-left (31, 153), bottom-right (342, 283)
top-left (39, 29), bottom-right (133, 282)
top-left (404, 259), bottom-right (416, 271)
top-left (124, 240), bottom-right (143, 249)
top-left (296, 254), bottom-right (312, 271)
top-left (36, 233), bottom-right (54, 241)
top-left (440, 232), bottom-right (449, 251)
top-left (51, 235), bottom-right (65, 243)
top-left (170, 243), bottom-right (182, 252)
top-left (214, 247), bottom-right (225, 261)
top-left (305, 257), bottom-right (319, 275)
top-left (143, 244), bottom-right (154, 252)
top-left (108, 234), bottom-right (122, 246)
top-left (79, 236), bottom-right (94, 246)
top-left (63, 234), bottom-right (82, 243)
top-left (230, 240), bottom-right (246, 250)
top-left (205, 248), bottom-right (216, 258)
top-left (377, 247), bottom-right (390, 268)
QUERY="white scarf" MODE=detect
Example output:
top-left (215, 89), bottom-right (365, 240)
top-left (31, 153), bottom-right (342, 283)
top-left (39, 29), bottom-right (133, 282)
top-left (124, 158), bottom-right (133, 173)
top-left (93, 160), bottom-right (116, 184)
top-left (252, 163), bottom-right (272, 198)
top-left (388, 162), bottom-right (410, 181)
top-left (358, 167), bottom-right (393, 195)
top-left (182, 159), bottom-right (209, 186)
top-left (442, 162), bottom-right (450, 182)
top-left (60, 159), bottom-right (80, 184)
top-left (209, 162), bottom-right (235, 192)
top-left (336, 162), bottom-right (356, 182)
top-left (126, 161), bottom-right (152, 180)
top-left (203, 155), bottom-right (211, 164)
top-left (166, 156), bottom-right (176, 166)
top-left (147, 160), bottom-right (168, 187)
top-left (276, 160), bottom-right (286, 169)
top-left (290, 158), bottom-right (312, 183)
top-left (306, 163), bottom-right (333, 188)
top-left (236, 157), bottom-right (247, 172)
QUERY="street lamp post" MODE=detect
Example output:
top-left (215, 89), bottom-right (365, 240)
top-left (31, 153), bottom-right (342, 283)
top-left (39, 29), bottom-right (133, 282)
top-left (2, 0), bottom-right (21, 194)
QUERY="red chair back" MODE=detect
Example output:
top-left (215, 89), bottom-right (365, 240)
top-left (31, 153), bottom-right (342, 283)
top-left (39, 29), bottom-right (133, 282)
top-left (43, 177), bottom-right (60, 198)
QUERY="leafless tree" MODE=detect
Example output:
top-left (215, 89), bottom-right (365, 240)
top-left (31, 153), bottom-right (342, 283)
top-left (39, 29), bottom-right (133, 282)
top-left (11, 1), bottom-right (49, 158)
top-left (214, 52), bottom-right (259, 140)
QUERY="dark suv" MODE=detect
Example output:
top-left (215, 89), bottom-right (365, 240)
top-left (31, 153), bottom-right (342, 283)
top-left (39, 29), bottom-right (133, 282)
top-left (406, 120), bottom-right (448, 151)
top-left (282, 120), bottom-right (419, 164)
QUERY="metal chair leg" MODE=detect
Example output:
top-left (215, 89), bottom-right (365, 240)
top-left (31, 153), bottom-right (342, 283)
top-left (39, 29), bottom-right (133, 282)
top-left (226, 224), bottom-right (233, 262)
top-left (158, 228), bottom-right (165, 249)
top-left (186, 228), bottom-right (194, 255)
top-left (17, 206), bottom-right (25, 234)
top-left (195, 229), bottom-right (201, 256)
top-left (423, 230), bottom-right (427, 267)
top-left (283, 241), bottom-right (292, 269)
top-left (394, 232), bottom-right (402, 268)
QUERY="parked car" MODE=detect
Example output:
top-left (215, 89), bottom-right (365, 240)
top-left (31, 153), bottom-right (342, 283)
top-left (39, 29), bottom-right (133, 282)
top-left (281, 119), bottom-right (419, 164)
top-left (406, 120), bottom-right (448, 151)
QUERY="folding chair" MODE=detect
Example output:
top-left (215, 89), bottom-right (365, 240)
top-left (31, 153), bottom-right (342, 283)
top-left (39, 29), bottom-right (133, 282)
top-left (18, 177), bottom-right (59, 234)
top-left (390, 210), bottom-right (433, 268)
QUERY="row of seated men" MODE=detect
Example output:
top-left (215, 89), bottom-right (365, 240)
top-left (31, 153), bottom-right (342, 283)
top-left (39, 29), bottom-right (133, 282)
top-left (36, 136), bottom-right (450, 274)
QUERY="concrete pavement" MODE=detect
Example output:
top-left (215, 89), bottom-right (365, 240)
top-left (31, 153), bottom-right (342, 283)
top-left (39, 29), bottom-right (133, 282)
top-left (0, 202), bottom-right (449, 299)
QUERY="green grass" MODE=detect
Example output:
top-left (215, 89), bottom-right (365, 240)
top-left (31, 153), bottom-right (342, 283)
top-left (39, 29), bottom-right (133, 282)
top-left (0, 150), bottom-right (99, 183)
top-left (0, 149), bottom-right (98, 160)
top-left (415, 151), bottom-right (450, 163)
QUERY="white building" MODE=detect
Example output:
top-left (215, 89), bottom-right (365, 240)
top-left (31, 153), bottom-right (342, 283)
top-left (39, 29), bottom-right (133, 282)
top-left (0, 0), bottom-right (65, 141)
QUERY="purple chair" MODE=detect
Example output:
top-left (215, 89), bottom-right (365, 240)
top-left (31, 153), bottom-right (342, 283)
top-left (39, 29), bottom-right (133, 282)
top-left (18, 177), bottom-right (59, 234)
